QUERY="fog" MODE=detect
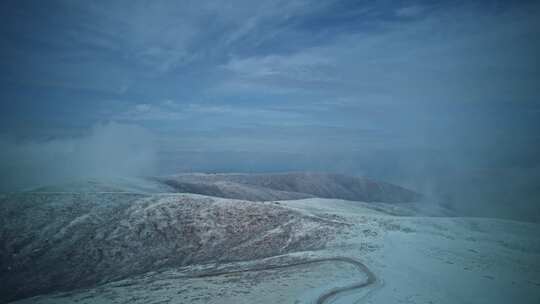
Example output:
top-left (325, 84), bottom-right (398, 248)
top-left (1, 119), bottom-right (538, 222)
top-left (155, 148), bottom-right (540, 222)
top-left (0, 122), bottom-right (157, 191)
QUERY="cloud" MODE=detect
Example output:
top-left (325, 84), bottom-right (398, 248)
top-left (185, 103), bottom-right (309, 126)
top-left (395, 5), bottom-right (425, 18)
top-left (115, 101), bottom-right (311, 130)
top-left (0, 122), bottom-right (157, 191)
top-left (223, 52), bottom-right (335, 82)
top-left (115, 102), bottom-right (186, 121)
top-left (217, 1), bottom-right (540, 106)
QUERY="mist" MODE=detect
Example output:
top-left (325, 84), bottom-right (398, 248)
top-left (0, 122), bottom-right (157, 191)
top-left (155, 147), bottom-right (540, 222)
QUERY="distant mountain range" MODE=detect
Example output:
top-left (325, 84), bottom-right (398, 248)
top-left (31, 172), bottom-right (422, 204)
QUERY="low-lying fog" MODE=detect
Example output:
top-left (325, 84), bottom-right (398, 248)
top-left (1, 121), bottom-right (538, 222)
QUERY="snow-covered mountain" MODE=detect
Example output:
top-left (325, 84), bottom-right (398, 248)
top-left (1, 173), bottom-right (539, 303)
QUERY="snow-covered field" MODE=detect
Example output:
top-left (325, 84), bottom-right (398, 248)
top-left (283, 199), bottom-right (540, 303)
top-left (9, 197), bottom-right (540, 304)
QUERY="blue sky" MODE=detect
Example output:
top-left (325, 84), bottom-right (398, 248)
top-left (1, 0), bottom-right (539, 186)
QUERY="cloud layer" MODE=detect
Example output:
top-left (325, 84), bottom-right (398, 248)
top-left (0, 123), bottom-right (157, 191)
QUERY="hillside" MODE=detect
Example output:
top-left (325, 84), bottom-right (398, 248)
top-left (156, 172), bottom-right (422, 203)
top-left (6, 197), bottom-right (540, 304)
top-left (0, 192), bottom-right (345, 303)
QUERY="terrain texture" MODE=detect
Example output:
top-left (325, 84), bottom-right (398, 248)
top-left (2, 173), bottom-right (539, 304)
top-left (155, 172), bottom-right (423, 203)
top-left (0, 192), bottom-right (344, 303)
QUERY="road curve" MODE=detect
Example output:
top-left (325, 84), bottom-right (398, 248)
top-left (314, 257), bottom-right (377, 304)
top-left (176, 256), bottom-right (376, 304)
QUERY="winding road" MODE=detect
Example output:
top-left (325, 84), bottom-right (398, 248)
top-left (11, 192), bottom-right (377, 303)
top-left (177, 256), bottom-right (377, 304)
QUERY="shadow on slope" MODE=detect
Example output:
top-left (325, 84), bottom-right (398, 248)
top-left (156, 172), bottom-right (422, 203)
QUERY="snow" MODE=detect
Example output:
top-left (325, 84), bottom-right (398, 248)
top-left (280, 198), bottom-right (540, 303)
top-left (6, 196), bottom-right (540, 303)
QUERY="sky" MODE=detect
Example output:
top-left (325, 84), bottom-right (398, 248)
top-left (1, 0), bottom-right (539, 219)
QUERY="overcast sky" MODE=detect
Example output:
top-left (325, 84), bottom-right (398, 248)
top-left (1, 0), bottom-right (540, 215)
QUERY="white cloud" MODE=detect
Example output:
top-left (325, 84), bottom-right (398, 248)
top-left (162, 99), bottom-right (176, 107)
top-left (395, 5), bottom-right (425, 18)
top-left (116, 103), bottom-right (186, 121)
top-left (0, 123), bottom-right (157, 190)
top-left (134, 103), bottom-right (152, 113)
top-left (224, 52), bottom-right (334, 81)
top-left (217, 2), bottom-right (540, 105)
top-left (114, 101), bottom-right (308, 127)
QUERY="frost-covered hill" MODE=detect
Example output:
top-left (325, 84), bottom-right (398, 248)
top-left (0, 192), bottom-right (344, 303)
top-left (2, 173), bottom-right (538, 304)
top-left (6, 197), bottom-right (540, 304)
top-left (156, 172), bottom-right (422, 203)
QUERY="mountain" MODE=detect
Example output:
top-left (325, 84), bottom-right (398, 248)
top-left (156, 172), bottom-right (422, 203)
top-left (1, 172), bottom-right (425, 303)
top-left (0, 192), bottom-right (345, 303)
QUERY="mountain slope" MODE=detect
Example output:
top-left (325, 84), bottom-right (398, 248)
top-left (0, 192), bottom-right (344, 303)
top-left (156, 172), bottom-right (422, 203)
